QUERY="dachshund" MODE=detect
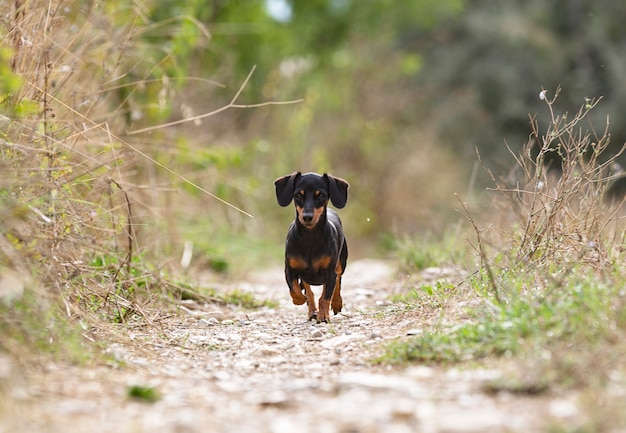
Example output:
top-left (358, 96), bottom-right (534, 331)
top-left (274, 172), bottom-right (349, 322)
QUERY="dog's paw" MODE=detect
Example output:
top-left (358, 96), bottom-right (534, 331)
top-left (331, 297), bottom-right (342, 315)
top-left (308, 311), bottom-right (318, 321)
top-left (290, 289), bottom-right (307, 305)
top-left (317, 310), bottom-right (330, 323)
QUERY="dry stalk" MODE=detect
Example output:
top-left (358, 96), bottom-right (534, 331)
top-left (455, 193), bottom-right (501, 303)
top-left (107, 178), bottom-right (134, 280)
top-left (487, 88), bottom-right (625, 272)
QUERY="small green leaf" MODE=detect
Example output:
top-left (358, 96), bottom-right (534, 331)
top-left (127, 385), bottom-right (161, 403)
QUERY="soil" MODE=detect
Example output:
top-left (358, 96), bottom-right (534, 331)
top-left (0, 260), bottom-right (582, 433)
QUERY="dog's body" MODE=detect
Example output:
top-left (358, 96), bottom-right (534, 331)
top-left (274, 172), bottom-right (349, 322)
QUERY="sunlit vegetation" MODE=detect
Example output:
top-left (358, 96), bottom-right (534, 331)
top-left (384, 94), bottom-right (626, 429)
top-left (2, 1), bottom-right (626, 430)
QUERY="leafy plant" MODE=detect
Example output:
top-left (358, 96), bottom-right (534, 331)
top-left (173, 281), bottom-right (277, 310)
top-left (390, 281), bottom-right (457, 310)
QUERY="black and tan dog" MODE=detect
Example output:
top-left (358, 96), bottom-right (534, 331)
top-left (274, 172), bottom-right (349, 323)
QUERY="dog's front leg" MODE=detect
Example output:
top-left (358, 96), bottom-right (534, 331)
top-left (331, 260), bottom-right (344, 315)
top-left (285, 267), bottom-right (306, 305)
top-left (300, 281), bottom-right (317, 321)
top-left (317, 273), bottom-right (337, 323)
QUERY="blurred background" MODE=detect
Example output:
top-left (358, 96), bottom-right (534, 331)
top-left (3, 0), bottom-right (626, 275)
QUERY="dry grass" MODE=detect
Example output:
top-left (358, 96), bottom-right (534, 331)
top-left (488, 87), bottom-right (625, 269)
top-left (0, 2), bottom-right (145, 362)
top-left (0, 0), bottom-right (277, 362)
top-left (458, 87), bottom-right (626, 305)
top-left (385, 88), bottom-right (626, 430)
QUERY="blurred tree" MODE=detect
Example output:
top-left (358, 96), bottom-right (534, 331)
top-left (55, 0), bottom-right (626, 237)
top-left (408, 0), bottom-right (626, 171)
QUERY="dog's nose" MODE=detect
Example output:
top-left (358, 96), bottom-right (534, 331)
top-left (302, 212), bottom-right (314, 223)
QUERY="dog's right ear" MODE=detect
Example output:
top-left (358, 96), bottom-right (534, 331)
top-left (274, 172), bottom-right (301, 207)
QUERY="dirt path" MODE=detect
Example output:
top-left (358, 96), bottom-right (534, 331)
top-left (1, 260), bottom-right (580, 432)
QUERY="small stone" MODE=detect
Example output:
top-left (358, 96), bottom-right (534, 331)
top-left (234, 359), bottom-right (254, 369)
top-left (406, 328), bottom-right (422, 336)
top-left (256, 391), bottom-right (289, 408)
top-left (353, 288), bottom-right (375, 297)
top-left (320, 333), bottom-right (364, 349)
top-left (267, 356), bottom-right (287, 365)
top-left (406, 366), bottom-right (435, 379)
top-left (549, 398), bottom-right (578, 418)
top-left (199, 317), bottom-right (219, 327)
top-left (204, 310), bottom-right (227, 321)
top-left (257, 347), bottom-right (281, 356)
top-left (354, 320), bottom-right (372, 327)
top-left (310, 329), bottom-right (324, 339)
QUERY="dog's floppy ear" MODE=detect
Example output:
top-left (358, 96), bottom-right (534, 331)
top-left (324, 173), bottom-right (349, 209)
top-left (274, 172), bottom-right (301, 207)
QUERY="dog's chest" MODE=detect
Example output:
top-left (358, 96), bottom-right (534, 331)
top-left (288, 254), bottom-right (333, 273)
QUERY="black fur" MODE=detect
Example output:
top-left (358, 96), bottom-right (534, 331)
top-left (274, 172), bottom-right (349, 322)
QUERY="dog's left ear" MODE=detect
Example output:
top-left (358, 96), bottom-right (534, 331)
top-left (324, 173), bottom-right (349, 209)
top-left (274, 172), bottom-right (301, 207)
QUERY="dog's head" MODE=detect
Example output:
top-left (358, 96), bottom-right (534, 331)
top-left (275, 172), bottom-right (349, 228)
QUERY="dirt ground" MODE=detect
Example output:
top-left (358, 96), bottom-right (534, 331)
top-left (0, 260), bottom-right (582, 433)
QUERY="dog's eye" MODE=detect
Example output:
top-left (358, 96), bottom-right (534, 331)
top-left (294, 192), bottom-right (303, 199)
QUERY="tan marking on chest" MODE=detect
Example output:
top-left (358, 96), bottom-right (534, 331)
top-left (312, 255), bottom-right (332, 272)
top-left (288, 257), bottom-right (308, 270)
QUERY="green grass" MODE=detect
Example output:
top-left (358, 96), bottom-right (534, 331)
top-left (380, 95), bottom-right (626, 433)
top-left (127, 385), bottom-right (161, 403)
top-left (173, 281), bottom-right (278, 309)
top-left (380, 257), bottom-right (626, 399)
top-left (384, 229), bottom-right (470, 273)
top-left (390, 281), bottom-right (458, 310)
top-left (0, 289), bottom-right (93, 364)
top-left (177, 221), bottom-right (284, 276)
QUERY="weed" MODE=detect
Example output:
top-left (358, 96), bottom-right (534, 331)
top-left (381, 90), bottom-right (626, 410)
top-left (220, 288), bottom-right (275, 309)
top-left (390, 281), bottom-right (457, 310)
top-left (0, 289), bottom-right (92, 364)
top-left (390, 229), bottom-right (470, 273)
top-left (127, 385), bottom-right (161, 403)
top-left (170, 281), bottom-right (277, 310)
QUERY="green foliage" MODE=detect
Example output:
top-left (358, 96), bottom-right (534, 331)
top-left (127, 385), bottom-right (161, 403)
top-left (0, 47), bottom-right (22, 99)
top-left (175, 218), bottom-right (284, 275)
top-left (174, 281), bottom-right (277, 310)
top-left (389, 230), bottom-right (470, 272)
top-left (390, 281), bottom-right (457, 310)
top-left (412, 0), bottom-right (626, 170)
top-left (381, 264), bottom-right (625, 373)
top-left (381, 94), bottom-right (626, 414)
top-left (220, 288), bottom-right (277, 309)
top-left (0, 289), bottom-right (90, 364)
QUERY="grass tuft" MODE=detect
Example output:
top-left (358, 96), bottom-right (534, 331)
top-left (127, 385), bottom-right (161, 403)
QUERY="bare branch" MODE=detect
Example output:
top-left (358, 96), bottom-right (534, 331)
top-left (127, 65), bottom-right (303, 135)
